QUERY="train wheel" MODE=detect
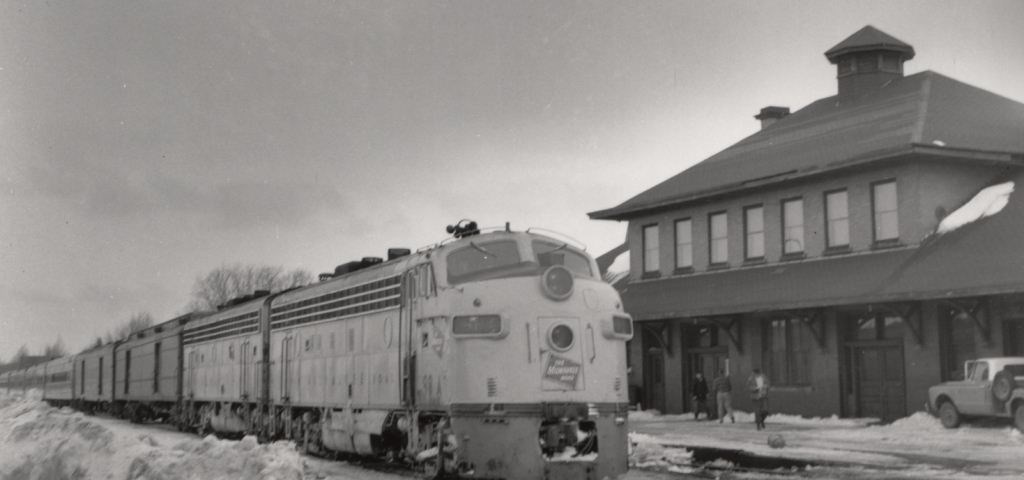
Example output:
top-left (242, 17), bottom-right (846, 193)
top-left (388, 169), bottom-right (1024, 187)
top-left (420, 421), bottom-right (451, 479)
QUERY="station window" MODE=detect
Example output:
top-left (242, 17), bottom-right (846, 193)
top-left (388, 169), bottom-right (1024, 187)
top-left (782, 198), bottom-right (804, 255)
top-left (872, 181), bottom-right (899, 242)
top-left (825, 190), bottom-right (849, 248)
top-left (674, 219), bottom-right (692, 270)
top-left (763, 318), bottom-right (812, 386)
top-left (744, 205), bottom-right (764, 260)
top-left (642, 224), bottom-right (659, 274)
top-left (709, 212), bottom-right (728, 265)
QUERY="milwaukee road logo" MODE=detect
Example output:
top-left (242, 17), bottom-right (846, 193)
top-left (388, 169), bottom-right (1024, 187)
top-left (544, 354), bottom-right (581, 388)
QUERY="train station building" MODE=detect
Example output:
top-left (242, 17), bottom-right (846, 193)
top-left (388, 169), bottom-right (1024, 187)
top-left (590, 26), bottom-right (1024, 421)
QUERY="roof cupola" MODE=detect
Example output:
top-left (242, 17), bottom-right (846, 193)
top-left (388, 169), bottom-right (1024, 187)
top-left (825, 26), bottom-right (915, 101)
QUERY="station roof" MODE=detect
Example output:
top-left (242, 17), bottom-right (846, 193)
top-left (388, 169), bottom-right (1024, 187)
top-left (621, 170), bottom-right (1024, 320)
top-left (824, 25), bottom-right (915, 62)
top-left (590, 72), bottom-right (1024, 221)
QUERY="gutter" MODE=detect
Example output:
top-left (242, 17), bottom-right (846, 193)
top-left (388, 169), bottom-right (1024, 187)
top-left (590, 145), bottom-right (1022, 221)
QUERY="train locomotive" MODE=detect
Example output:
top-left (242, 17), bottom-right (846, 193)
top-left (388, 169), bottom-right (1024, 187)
top-left (0, 222), bottom-right (633, 480)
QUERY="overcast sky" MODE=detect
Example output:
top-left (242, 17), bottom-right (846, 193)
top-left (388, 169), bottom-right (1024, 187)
top-left (2, 0), bottom-right (1023, 359)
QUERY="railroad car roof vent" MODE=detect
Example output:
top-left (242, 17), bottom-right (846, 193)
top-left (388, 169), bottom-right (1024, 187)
top-left (334, 260), bottom-right (364, 276)
top-left (387, 248), bottom-right (411, 260)
top-left (361, 257), bottom-right (383, 267)
top-left (318, 272), bottom-right (334, 282)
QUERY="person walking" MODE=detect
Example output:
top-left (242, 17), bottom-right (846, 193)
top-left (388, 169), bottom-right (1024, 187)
top-left (691, 372), bottom-right (710, 420)
top-left (711, 369), bottom-right (735, 424)
top-left (747, 368), bottom-right (770, 430)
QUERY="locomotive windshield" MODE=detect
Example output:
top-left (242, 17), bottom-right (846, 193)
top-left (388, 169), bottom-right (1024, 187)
top-left (446, 238), bottom-right (594, 285)
top-left (532, 240), bottom-right (592, 277)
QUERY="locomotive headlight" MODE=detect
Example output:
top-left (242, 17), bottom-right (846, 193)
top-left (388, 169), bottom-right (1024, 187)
top-left (452, 315), bottom-right (506, 338)
top-left (541, 265), bottom-right (574, 301)
top-left (601, 314), bottom-right (634, 340)
top-left (548, 324), bottom-right (575, 351)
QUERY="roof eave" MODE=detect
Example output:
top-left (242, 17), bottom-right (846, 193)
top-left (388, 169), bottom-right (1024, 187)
top-left (590, 145), bottom-right (1023, 221)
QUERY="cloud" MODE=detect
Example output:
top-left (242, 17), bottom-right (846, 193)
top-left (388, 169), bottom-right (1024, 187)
top-left (22, 162), bottom-right (347, 229)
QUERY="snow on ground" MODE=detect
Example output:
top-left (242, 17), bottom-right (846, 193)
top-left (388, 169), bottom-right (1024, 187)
top-left (0, 390), bottom-right (406, 480)
top-left (628, 408), bottom-right (1024, 479)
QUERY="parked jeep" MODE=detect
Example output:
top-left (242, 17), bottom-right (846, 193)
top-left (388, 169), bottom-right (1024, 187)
top-left (927, 357), bottom-right (1024, 430)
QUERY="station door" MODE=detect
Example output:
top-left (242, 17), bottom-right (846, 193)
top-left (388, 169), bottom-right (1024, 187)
top-left (853, 345), bottom-right (906, 422)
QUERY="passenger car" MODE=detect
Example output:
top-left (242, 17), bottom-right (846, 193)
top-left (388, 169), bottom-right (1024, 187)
top-left (927, 357), bottom-right (1024, 430)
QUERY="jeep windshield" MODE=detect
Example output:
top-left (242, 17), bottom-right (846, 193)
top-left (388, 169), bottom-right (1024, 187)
top-left (445, 239), bottom-right (594, 285)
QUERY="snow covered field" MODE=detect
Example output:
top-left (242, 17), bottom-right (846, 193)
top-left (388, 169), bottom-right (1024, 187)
top-left (0, 391), bottom-right (679, 480)
top-left (0, 391), bottom-right (406, 480)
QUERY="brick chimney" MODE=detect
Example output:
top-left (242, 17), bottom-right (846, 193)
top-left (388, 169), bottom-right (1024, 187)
top-left (825, 26), bottom-right (915, 101)
top-left (754, 106), bottom-right (790, 129)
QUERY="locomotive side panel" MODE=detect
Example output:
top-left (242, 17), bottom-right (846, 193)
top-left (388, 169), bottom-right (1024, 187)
top-left (182, 304), bottom-right (262, 403)
top-left (117, 324), bottom-right (184, 403)
top-left (185, 333), bottom-right (261, 401)
top-left (76, 343), bottom-right (117, 403)
top-left (269, 271), bottom-right (404, 410)
top-left (271, 310), bottom-right (401, 409)
top-left (413, 315), bottom-right (451, 409)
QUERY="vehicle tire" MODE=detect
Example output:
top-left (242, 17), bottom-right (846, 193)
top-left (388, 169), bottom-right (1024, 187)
top-left (1014, 403), bottom-right (1024, 432)
top-left (993, 370), bottom-right (1014, 403)
top-left (938, 401), bottom-right (961, 429)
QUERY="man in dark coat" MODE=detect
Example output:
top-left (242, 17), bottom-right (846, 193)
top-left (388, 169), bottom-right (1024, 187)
top-left (691, 372), bottom-right (710, 420)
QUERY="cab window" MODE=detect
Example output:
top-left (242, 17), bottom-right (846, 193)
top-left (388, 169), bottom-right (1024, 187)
top-left (446, 240), bottom-right (522, 285)
top-left (532, 240), bottom-right (593, 278)
top-left (967, 361), bottom-right (989, 382)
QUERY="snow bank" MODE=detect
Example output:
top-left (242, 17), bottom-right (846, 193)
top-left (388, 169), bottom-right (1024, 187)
top-left (878, 411), bottom-right (945, 432)
top-left (631, 409), bottom-right (869, 427)
top-left (936, 181), bottom-right (1014, 234)
top-left (628, 432), bottom-right (695, 474)
top-left (0, 391), bottom-right (303, 480)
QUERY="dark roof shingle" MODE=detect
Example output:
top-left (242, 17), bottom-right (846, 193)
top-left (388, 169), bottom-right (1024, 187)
top-left (590, 72), bottom-right (1024, 220)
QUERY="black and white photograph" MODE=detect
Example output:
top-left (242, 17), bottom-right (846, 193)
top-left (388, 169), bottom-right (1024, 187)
top-left (2, 1), bottom-right (1023, 479)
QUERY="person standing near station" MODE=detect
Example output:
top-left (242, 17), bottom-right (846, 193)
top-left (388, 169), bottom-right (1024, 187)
top-left (711, 369), bottom-right (735, 424)
top-left (748, 368), bottom-right (770, 430)
top-left (691, 372), bottom-right (710, 420)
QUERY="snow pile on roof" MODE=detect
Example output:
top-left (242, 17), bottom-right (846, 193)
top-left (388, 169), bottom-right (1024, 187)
top-left (602, 251), bottom-right (631, 285)
top-left (0, 391), bottom-right (303, 480)
top-left (936, 181), bottom-right (1014, 234)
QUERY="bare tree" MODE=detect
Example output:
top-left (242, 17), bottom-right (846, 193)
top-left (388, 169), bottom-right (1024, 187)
top-left (102, 312), bottom-right (155, 343)
top-left (13, 344), bottom-right (30, 366)
top-left (187, 264), bottom-right (313, 311)
top-left (43, 336), bottom-right (67, 358)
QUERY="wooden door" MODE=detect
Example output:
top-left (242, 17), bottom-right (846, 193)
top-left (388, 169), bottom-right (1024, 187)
top-left (642, 349), bottom-right (665, 412)
top-left (1005, 319), bottom-right (1024, 356)
top-left (855, 345), bottom-right (906, 421)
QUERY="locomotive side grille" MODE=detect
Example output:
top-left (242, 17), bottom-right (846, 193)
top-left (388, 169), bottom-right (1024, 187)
top-left (270, 275), bottom-right (401, 330)
top-left (487, 377), bottom-right (497, 397)
top-left (183, 311), bottom-right (259, 345)
top-left (614, 377), bottom-right (622, 392)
